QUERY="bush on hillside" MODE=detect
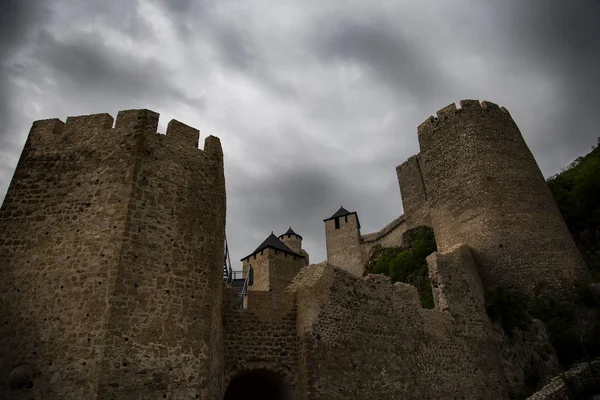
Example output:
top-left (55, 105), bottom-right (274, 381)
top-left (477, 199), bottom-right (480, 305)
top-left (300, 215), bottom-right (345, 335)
top-left (365, 226), bottom-right (436, 308)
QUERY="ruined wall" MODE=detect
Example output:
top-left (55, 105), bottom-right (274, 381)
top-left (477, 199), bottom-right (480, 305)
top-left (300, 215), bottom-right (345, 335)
top-left (416, 100), bottom-right (588, 298)
top-left (396, 154), bottom-right (431, 228)
top-left (324, 214), bottom-right (364, 277)
top-left (291, 248), bottom-right (507, 399)
top-left (222, 288), bottom-right (299, 397)
top-left (0, 110), bottom-right (226, 400)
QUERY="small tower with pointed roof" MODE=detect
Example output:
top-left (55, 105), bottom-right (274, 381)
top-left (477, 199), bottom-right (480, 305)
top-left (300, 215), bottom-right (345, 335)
top-left (240, 230), bottom-right (307, 293)
top-left (323, 206), bottom-right (365, 277)
top-left (278, 227), bottom-right (302, 254)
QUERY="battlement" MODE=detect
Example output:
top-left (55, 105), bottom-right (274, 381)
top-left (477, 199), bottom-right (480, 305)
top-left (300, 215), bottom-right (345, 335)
top-left (27, 109), bottom-right (219, 154)
top-left (417, 99), bottom-right (512, 136)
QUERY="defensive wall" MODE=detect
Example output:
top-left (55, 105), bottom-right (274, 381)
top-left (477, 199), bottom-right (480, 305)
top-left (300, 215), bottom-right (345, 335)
top-left (223, 242), bottom-right (510, 399)
top-left (288, 244), bottom-right (507, 399)
top-left (0, 110), bottom-right (226, 399)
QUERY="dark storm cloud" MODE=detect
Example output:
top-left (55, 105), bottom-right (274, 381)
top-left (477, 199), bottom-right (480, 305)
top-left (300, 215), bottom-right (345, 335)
top-left (0, 0), bottom-right (49, 56)
top-left (442, 0), bottom-right (600, 174)
top-left (0, 0), bottom-right (52, 189)
top-left (495, 0), bottom-right (600, 170)
top-left (2, 0), bottom-right (600, 266)
top-left (30, 31), bottom-right (204, 107)
top-left (313, 18), bottom-right (454, 106)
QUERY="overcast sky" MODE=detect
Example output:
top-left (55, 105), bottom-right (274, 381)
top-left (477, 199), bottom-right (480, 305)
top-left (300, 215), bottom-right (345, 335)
top-left (1, 0), bottom-right (599, 267)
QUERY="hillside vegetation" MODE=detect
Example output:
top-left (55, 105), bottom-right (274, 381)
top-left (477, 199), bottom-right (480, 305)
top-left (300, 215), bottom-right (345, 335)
top-left (547, 138), bottom-right (600, 278)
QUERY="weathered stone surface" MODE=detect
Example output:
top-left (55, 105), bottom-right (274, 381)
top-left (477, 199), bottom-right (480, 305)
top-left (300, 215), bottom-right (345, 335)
top-left (413, 100), bottom-right (589, 298)
top-left (0, 109), bottom-right (226, 400)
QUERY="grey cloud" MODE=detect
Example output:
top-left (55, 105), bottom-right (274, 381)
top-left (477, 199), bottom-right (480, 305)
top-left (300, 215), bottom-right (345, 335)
top-left (30, 31), bottom-right (204, 108)
top-left (312, 17), bottom-right (455, 106)
top-left (1, 0), bottom-right (599, 266)
top-left (0, 0), bottom-right (51, 188)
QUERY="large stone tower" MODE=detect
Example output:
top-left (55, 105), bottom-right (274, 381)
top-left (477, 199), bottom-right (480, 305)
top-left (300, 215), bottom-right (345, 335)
top-left (399, 99), bottom-right (589, 298)
top-left (0, 110), bottom-right (226, 399)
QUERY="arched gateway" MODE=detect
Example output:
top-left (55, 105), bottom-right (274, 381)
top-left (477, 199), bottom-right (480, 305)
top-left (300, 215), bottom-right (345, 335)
top-left (223, 369), bottom-right (294, 400)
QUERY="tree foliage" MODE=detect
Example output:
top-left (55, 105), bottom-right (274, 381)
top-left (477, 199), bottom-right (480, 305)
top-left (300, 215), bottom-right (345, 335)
top-left (365, 226), bottom-right (436, 308)
top-left (547, 138), bottom-right (600, 277)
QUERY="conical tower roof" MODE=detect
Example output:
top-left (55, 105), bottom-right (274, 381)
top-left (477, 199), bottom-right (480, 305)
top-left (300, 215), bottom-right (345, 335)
top-left (241, 231), bottom-right (304, 261)
top-left (279, 226), bottom-right (302, 240)
top-left (323, 206), bottom-right (361, 229)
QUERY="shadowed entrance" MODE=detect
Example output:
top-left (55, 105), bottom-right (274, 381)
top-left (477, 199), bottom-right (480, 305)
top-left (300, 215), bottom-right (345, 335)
top-left (223, 369), bottom-right (293, 400)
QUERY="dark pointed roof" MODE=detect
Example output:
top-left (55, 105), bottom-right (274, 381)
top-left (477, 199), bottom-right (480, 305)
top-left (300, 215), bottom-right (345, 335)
top-left (241, 231), bottom-right (305, 261)
top-left (323, 206), bottom-right (361, 229)
top-left (327, 206), bottom-right (352, 220)
top-left (279, 226), bottom-right (302, 240)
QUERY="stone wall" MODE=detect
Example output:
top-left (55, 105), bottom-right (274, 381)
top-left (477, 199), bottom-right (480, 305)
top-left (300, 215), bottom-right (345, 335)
top-left (0, 110), bottom-right (226, 400)
top-left (243, 248), bottom-right (305, 293)
top-left (0, 114), bottom-right (134, 399)
top-left (243, 253), bottom-right (270, 292)
top-left (291, 245), bottom-right (507, 399)
top-left (396, 154), bottom-right (431, 228)
top-left (414, 99), bottom-right (589, 298)
top-left (222, 288), bottom-right (299, 397)
top-left (280, 234), bottom-right (302, 255)
top-left (360, 215), bottom-right (408, 255)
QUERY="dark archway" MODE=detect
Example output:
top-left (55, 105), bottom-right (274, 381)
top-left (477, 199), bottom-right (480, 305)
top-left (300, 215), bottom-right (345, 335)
top-left (223, 368), bottom-right (293, 400)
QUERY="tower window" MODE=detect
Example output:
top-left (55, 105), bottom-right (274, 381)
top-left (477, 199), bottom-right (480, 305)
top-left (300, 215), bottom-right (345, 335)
top-left (335, 218), bottom-right (340, 229)
top-left (345, 215), bottom-right (348, 223)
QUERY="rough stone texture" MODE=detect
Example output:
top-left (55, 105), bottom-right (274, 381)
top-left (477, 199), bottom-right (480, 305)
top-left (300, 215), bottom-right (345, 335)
top-left (222, 288), bottom-right (298, 396)
top-left (279, 233), bottom-right (302, 255)
top-left (493, 320), bottom-right (561, 398)
top-left (413, 100), bottom-right (589, 298)
top-left (526, 361), bottom-right (600, 400)
top-left (242, 247), bottom-right (306, 293)
top-left (360, 215), bottom-right (408, 251)
top-left (396, 154), bottom-right (431, 228)
top-left (292, 250), bottom-right (507, 399)
top-left (325, 213), bottom-right (409, 278)
top-left (0, 110), bottom-right (226, 400)
top-left (324, 213), bottom-right (365, 277)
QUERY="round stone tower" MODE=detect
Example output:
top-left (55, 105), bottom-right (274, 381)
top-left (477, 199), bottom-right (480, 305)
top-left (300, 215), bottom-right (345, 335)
top-left (279, 227), bottom-right (302, 254)
top-left (416, 99), bottom-right (589, 298)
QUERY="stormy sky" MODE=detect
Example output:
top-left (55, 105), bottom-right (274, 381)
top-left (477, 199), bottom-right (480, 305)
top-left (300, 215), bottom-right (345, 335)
top-left (1, 1), bottom-right (599, 267)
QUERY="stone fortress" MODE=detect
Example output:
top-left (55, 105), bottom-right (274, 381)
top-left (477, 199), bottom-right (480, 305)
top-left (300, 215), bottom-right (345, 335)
top-left (0, 100), bottom-right (595, 399)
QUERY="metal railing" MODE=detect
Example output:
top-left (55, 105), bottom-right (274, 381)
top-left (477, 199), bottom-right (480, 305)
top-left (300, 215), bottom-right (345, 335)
top-left (238, 269), bottom-right (252, 309)
top-left (223, 237), bottom-right (252, 309)
top-left (223, 237), bottom-right (233, 284)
